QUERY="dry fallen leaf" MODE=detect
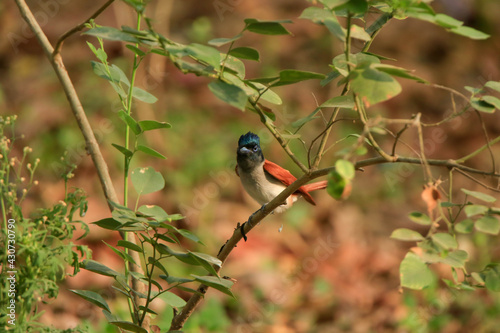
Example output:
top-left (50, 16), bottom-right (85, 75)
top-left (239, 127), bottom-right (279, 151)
top-left (421, 181), bottom-right (442, 218)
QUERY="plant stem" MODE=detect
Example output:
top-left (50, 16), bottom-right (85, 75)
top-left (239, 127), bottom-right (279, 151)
top-left (456, 135), bottom-right (500, 164)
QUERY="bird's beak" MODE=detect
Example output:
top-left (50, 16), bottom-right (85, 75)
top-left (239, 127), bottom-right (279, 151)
top-left (239, 147), bottom-right (252, 154)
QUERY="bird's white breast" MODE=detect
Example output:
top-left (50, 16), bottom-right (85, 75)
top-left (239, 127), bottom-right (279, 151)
top-left (238, 162), bottom-right (295, 212)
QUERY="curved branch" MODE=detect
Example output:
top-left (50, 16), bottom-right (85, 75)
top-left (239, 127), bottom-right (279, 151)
top-left (170, 153), bottom-right (500, 331)
top-left (13, 0), bottom-right (149, 328)
top-left (53, 0), bottom-right (115, 56)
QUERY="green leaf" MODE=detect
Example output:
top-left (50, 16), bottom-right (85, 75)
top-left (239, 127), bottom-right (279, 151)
top-left (485, 81), bottom-right (500, 93)
top-left (138, 120), bottom-right (172, 131)
top-left (320, 70), bottom-right (341, 86)
top-left (82, 259), bottom-right (121, 278)
top-left (117, 240), bottom-right (143, 252)
top-left (450, 25), bottom-right (490, 40)
top-left (126, 45), bottom-right (146, 57)
top-left (326, 169), bottom-right (347, 200)
top-left (70, 290), bottom-right (111, 312)
top-left (342, 0), bottom-right (368, 14)
top-left (464, 204), bottom-right (489, 217)
top-left (366, 12), bottom-right (392, 35)
top-left (374, 64), bottom-right (428, 84)
top-left (157, 245), bottom-right (200, 266)
top-left (186, 43), bottom-right (221, 71)
top-left (189, 252), bottom-right (220, 276)
top-left (131, 87), bottom-right (158, 104)
top-left (400, 252), bottom-right (434, 290)
top-left (228, 47), bottom-right (260, 61)
top-left (461, 188), bottom-right (496, 203)
top-left (471, 97), bottom-right (496, 113)
top-left (208, 80), bottom-right (248, 111)
top-left (350, 24), bottom-right (371, 41)
top-left (483, 264), bottom-right (500, 292)
top-left (256, 85), bottom-right (282, 105)
top-left (109, 321), bottom-right (147, 333)
top-left (475, 215), bottom-right (500, 235)
top-left (350, 64), bottom-right (402, 106)
top-left (482, 96), bottom-right (500, 110)
top-left (431, 233), bottom-right (458, 249)
top-left (131, 167), bottom-right (165, 195)
top-left (137, 145), bottom-right (167, 159)
top-left (390, 228), bottom-right (424, 241)
top-left (117, 110), bottom-right (142, 135)
top-left (159, 291), bottom-right (187, 308)
top-left (104, 241), bottom-right (137, 265)
top-left (160, 275), bottom-right (195, 285)
top-left (322, 0), bottom-right (349, 9)
top-left (112, 143), bottom-right (133, 158)
top-left (408, 211), bottom-right (431, 226)
top-left (272, 70), bottom-right (326, 87)
top-left (291, 108), bottom-right (321, 128)
top-left (190, 252), bottom-right (221, 267)
top-left (299, 7), bottom-right (345, 41)
top-left (208, 34), bottom-right (243, 47)
top-left (191, 275), bottom-right (234, 297)
top-left (335, 159), bottom-right (355, 180)
top-left (455, 219), bottom-right (474, 234)
top-left (434, 13), bottom-right (463, 29)
top-left (93, 217), bottom-right (122, 230)
top-left (91, 62), bottom-right (122, 84)
top-left (178, 229), bottom-right (204, 244)
top-left (84, 26), bottom-right (141, 43)
top-left (87, 42), bottom-right (108, 63)
top-left (440, 250), bottom-right (468, 268)
top-left (320, 94), bottom-right (355, 108)
top-left (244, 19), bottom-right (292, 35)
top-left (137, 205), bottom-right (169, 222)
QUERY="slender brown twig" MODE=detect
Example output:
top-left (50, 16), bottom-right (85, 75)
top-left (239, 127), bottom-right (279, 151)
top-left (170, 152), bottom-right (500, 331)
top-left (53, 0), bottom-right (115, 56)
top-left (13, 0), bottom-right (149, 328)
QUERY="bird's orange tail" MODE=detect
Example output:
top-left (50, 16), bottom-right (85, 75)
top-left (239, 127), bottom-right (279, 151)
top-left (302, 180), bottom-right (328, 192)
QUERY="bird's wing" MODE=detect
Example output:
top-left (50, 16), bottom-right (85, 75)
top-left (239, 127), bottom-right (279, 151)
top-left (263, 160), bottom-right (317, 205)
top-left (263, 160), bottom-right (296, 186)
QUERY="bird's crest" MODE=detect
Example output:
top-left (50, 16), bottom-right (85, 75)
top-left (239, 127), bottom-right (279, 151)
top-left (238, 132), bottom-right (260, 147)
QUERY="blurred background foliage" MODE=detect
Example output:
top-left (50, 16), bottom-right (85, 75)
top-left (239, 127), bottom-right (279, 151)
top-left (1, 0), bottom-right (500, 332)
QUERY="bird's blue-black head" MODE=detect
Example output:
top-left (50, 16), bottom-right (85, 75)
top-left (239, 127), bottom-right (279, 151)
top-left (237, 132), bottom-right (264, 171)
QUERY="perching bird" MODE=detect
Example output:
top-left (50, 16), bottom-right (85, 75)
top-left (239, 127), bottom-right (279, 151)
top-left (236, 132), bottom-right (327, 215)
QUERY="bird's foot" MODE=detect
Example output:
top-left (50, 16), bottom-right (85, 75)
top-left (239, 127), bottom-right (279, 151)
top-left (240, 204), bottom-right (267, 242)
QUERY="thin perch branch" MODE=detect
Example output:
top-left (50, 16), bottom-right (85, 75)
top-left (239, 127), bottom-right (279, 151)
top-left (169, 153), bottom-right (500, 331)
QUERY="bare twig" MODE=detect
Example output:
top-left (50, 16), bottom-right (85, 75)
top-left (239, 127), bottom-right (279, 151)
top-left (456, 135), bottom-right (500, 164)
top-left (53, 0), bottom-right (115, 56)
top-left (454, 168), bottom-right (500, 193)
top-left (473, 110), bottom-right (497, 174)
top-left (251, 101), bottom-right (309, 173)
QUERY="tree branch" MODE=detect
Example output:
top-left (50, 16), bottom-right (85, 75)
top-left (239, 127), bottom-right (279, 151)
top-left (169, 152), bottom-right (500, 331)
top-left (14, 0), bottom-right (119, 206)
top-left (13, 0), bottom-right (149, 328)
top-left (53, 0), bottom-right (115, 56)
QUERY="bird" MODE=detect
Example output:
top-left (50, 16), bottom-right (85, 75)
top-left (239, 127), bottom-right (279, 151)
top-left (236, 131), bottom-right (328, 216)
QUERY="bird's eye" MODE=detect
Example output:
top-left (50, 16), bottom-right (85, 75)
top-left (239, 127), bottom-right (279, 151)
top-left (252, 146), bottom-right (258, 152)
